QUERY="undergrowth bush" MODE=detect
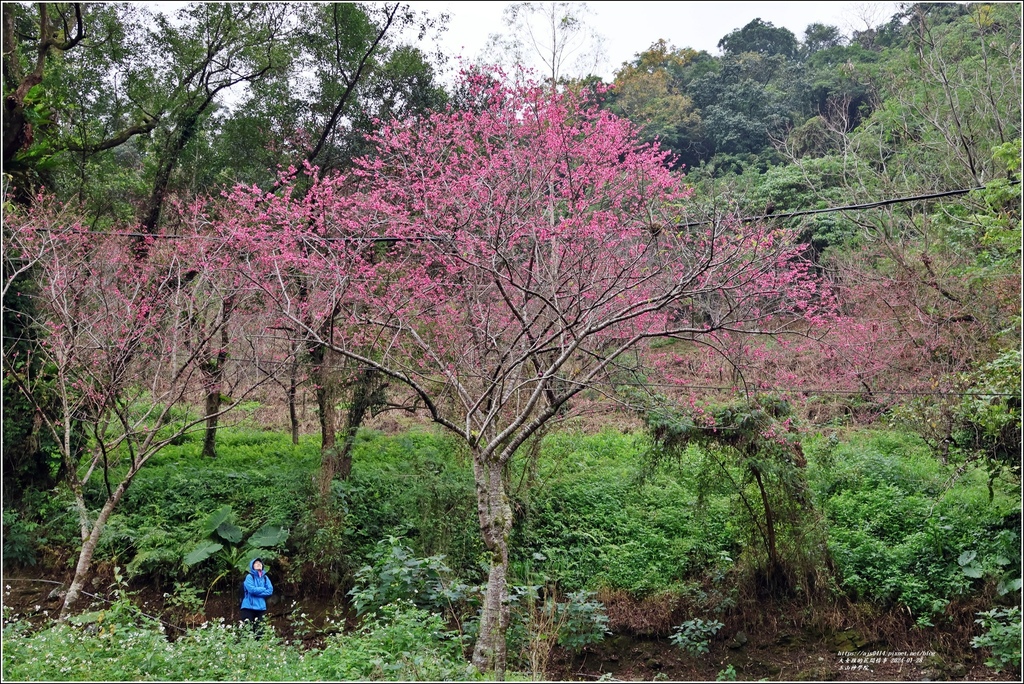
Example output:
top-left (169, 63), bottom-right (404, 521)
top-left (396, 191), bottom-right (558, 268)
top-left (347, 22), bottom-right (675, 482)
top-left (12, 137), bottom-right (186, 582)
top-left (2, 508), bottom-right (40, 567)
top-left (307, 601), bottom-right (476, 681)
top-left (94, 430), bottom-right (316, 587)
top-left (500, 583), bottom-right (609, 677)
top-left (338, 431), bottom-right (481, 577)
top-left (510, 430), bottom-right (733, 596)
top-left (807, 431), bottom-right (1020, 624)
top-left (971, 606), bottom-right (1022, 674)
top-left (3, 600), bottom-right (476, 681)
top-left (670, 617), bottom-right (725, 656)
top-left (15, 420), bottom-right (1019, 666)
top-left (349, 536), bottom-right (472, 619)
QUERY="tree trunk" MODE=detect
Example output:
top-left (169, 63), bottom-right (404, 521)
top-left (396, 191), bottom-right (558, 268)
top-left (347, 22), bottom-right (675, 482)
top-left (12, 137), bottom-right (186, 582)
top-left (335, 367), bottom-right (384, 481)
top-left (471, 456), bottom-right (513, 678)
top-left (335, 432), bottom-right (356, 481)
top-left (139, 109), bottom-right (202, 235)
top-left (2, 95), bottom-right (28, 166)
top-left (200, 299), bottom-right (233, 458)
top-left (288, 341), bottom-right (300, 445)
top-left (752, 467), bottom-right (789, 596)
top-left (201, 386), bottom-right (222, 459)
top-left (313, 344), bottom-right (339, 498)
top-left (752, 469), bottom-right (777, 569)
top-left (60, 470), bottom-right (135, 620)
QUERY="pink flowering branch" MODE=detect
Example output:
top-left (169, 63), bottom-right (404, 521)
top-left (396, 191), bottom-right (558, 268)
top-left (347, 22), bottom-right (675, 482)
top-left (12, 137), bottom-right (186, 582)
top-left (218, 72), bottom-right (835, 674)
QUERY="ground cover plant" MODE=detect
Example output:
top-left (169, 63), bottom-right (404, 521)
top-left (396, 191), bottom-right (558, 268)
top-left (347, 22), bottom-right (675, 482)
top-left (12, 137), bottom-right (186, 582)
top-left (4, 423), bottom-right (1019, 679)
top-left (2, 591), bottom-right (475, 681)
top-left (807, 431), bottom-right (1020, 627)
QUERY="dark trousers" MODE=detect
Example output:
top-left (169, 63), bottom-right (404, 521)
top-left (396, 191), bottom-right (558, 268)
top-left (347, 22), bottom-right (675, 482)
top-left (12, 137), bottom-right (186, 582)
top-left (239, 608), bottom-right (267, 637)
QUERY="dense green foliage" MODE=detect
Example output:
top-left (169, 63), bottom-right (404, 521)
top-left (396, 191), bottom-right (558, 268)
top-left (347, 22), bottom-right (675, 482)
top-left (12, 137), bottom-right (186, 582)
top-left (4, 424), bottom-right (1020, 677)
top-left (62, 429), bottom-right (483, 591)
top-left (972, 607), bottom-right (1022, 673)
top-left (807, 431), bottom-right (1020, 624)
top-left (2, 595), bottom-right (475, 681)
top-left (14, 425), bottom-right (1020, 613)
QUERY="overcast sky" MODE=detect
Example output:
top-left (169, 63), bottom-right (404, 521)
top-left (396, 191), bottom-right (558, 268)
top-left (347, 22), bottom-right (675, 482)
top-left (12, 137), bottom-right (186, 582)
top-left (405, 1), bottom-right (903, 80)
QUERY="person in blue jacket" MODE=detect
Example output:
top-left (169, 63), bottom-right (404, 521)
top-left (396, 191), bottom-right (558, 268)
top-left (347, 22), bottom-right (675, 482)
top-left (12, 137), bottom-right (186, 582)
top-left (240, 557), bottom-right (273, 636)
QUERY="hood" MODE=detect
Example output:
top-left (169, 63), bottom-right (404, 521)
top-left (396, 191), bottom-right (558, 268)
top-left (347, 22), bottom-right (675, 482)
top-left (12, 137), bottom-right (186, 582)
top-left (249, 558), bottom-right (264, 574)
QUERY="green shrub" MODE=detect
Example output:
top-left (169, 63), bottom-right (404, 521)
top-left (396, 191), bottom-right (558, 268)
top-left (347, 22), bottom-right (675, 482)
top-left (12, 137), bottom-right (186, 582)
top-left (337, 431), bottom-right (481, 577)
top-left (349, 536), bottom-right (471, 618)
top-left (554, 590), bottom-right (611, 650)
top-left (511, 431), bottom-right (730, 596)
top-left (498, 582), bottom-right (609, 676)
top-left (20, 487), bottom-right (79, 555)
top-left (85, 430), bottom-right (314, 589)
top-left (2, 508), bottom-right (39, 567)
top-left (182, 504), bottom-right (289, 572)
top-left (306, 601), bottom-right (476, 681)
top-left (808, 430), bottom-right (1020, 622)
top-left (717, 663), bottom-right (738, 680)
top-left (972, 607), bottom-right (1022, 674)
top-left (670, 617), bottom-right (724, 656)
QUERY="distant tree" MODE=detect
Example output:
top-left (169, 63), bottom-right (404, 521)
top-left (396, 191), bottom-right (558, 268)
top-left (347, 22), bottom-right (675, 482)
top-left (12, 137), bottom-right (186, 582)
top-left (688, 52), bottom-right (795, 160)
top-left (799, 42), bottom-right (878, 131)
top-left (290, 2), bottom-right (448, 173)
top-left (133, 3), bottom-right (293, 239)
top-left (889, 1), bottom-right (1021, 186)
top-left (484, 1), bottom-right (606, 85)
top-left (801, 23), bottom-right (844, 57)
top-left (607, 40), bottom-right (706, 168)
top-left (2, 2), bottom-right (89, 203)
top-left (718, 18), bottom-right (798, 59)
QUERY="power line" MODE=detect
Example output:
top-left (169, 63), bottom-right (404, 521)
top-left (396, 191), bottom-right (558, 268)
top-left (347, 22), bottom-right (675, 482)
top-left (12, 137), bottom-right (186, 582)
top-left (10, 181), bottom-right (1018, 242)
top-left (9, 231), bottom-right (447, 243)
top-left (607, 381), bottom-right (1019, 398)
top-left (2, 338), bottom-right (1016, 398)
top-left (675, 180), bottom-right (1021, 228)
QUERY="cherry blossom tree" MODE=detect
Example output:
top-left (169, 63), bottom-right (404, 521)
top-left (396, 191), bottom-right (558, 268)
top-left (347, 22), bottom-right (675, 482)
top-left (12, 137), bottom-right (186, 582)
top-left (2, 196), bottom-right (283, 619)
top-left (667, 229), bottom-right (1019, 419)
top-left (220, 74), bottom-right (831, 676)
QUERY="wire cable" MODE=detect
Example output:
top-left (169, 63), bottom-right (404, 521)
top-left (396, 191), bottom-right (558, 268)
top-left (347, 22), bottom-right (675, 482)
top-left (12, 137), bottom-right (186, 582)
top-left (9, 181), bottom-right (1018, 242)
top-left (674, 180), bottom-right (1020, 228)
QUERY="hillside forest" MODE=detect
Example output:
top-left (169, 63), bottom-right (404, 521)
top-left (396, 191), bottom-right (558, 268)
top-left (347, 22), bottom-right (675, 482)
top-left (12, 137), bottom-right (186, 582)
top-left (1, 2), bottom-right (1021, 681)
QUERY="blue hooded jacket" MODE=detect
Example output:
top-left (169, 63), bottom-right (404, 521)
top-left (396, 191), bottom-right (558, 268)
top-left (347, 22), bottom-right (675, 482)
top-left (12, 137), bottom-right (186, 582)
top-left (241, 558), bottom-right (273, 611)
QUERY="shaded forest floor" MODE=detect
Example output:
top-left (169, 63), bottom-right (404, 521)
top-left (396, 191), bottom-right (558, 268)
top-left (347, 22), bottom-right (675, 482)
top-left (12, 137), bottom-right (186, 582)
top-left (550, 626), bottom-right (1008, 682)
top-left (4, 565), bottom-right (1016, 682)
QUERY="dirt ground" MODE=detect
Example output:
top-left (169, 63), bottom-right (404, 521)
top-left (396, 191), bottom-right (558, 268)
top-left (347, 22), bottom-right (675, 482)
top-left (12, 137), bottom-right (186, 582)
top-left (3, 567), bottom-right (1018, 682)
top-left (548, 630), bottom-right (1013, 682)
